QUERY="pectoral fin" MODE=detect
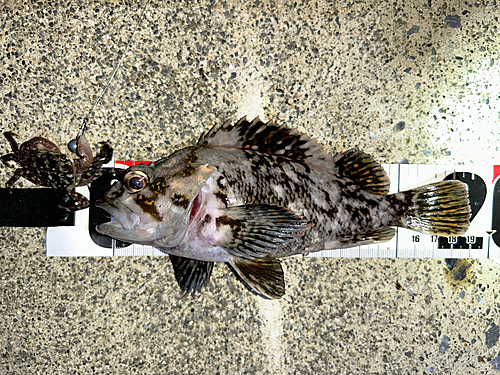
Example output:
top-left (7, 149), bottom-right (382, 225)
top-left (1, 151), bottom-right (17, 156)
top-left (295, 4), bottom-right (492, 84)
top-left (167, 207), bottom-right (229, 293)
top-left (228, 257), bottom-right (285, 299)
top-left (169, 255), bottom-right (214, 297)
top-left (216, 204), bottom-right (310, 259)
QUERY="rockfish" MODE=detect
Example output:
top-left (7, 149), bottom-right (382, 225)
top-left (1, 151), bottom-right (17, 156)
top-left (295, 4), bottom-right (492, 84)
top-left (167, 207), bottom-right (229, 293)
top-left (96, 118), bottom-right (470, 299)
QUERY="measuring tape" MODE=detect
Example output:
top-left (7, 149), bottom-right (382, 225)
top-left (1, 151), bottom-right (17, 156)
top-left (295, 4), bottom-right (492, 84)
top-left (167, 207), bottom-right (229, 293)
top-left (46, 162), bottom-right (500, 259)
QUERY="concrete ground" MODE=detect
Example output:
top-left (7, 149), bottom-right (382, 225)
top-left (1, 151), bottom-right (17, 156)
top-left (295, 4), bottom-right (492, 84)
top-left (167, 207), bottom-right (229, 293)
top-left (1, 0), bottom-right (500, 373)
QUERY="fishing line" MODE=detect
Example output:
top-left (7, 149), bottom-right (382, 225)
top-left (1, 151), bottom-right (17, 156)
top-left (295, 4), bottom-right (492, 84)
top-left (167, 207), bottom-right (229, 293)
top-left (69, 0), bottom-right (152, 152)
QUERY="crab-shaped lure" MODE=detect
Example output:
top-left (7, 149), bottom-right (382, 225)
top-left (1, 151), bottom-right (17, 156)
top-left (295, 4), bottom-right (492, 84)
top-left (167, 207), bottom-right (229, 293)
top-left (1, 131), bottom-right (113, 212)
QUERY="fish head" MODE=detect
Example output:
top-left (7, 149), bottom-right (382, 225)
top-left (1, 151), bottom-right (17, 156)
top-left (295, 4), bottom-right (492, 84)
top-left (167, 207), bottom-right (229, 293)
top-left (96, 152), bottom-right (215, 247)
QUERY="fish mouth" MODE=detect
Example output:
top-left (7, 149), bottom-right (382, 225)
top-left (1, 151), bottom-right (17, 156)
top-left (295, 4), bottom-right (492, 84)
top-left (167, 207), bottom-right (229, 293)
top-left (95, 198), bottom-right (142, 237)
top-left (95, 192), bottom-right (204, 245)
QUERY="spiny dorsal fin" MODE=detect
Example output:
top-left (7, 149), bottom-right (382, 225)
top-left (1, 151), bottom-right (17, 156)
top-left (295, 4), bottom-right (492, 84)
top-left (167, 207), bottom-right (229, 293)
top-left (198, 117), bottom-right (337, 174)
top-left (333, 149), bottom-right (391, 194)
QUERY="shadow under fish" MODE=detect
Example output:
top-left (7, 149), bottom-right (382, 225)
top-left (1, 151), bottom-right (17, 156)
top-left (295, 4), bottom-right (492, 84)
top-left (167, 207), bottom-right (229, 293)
top-left (96, 117), bottom-right (471, 299)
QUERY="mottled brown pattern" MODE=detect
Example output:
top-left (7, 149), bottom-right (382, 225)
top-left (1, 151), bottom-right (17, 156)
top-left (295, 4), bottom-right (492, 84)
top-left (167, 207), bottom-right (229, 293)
top-left (136, 193), bottom-right (161, 220)
top-left (172, 193), bottom-right (190, 209)
top-left (149, 176), bottom-right (169, 195)
top-left (215, 215), bottom-right (242, 230)
top-left (177, 147), bottom-right (200, 178)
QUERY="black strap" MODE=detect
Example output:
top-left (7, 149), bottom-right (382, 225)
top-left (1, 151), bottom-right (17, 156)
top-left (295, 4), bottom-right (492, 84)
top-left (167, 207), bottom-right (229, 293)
top-left (0, 188), bottom-right (75, 227)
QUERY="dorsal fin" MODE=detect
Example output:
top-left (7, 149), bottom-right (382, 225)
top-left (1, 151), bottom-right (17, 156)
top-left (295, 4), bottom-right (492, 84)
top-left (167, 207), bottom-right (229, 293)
top-left (333, 149), bottom-right (390, 194)
top-left (197, 117), bottom-right (337, 174)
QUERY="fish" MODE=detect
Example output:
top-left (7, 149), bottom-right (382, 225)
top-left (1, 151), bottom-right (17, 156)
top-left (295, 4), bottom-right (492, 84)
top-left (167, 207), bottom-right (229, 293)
top-left (96, 117), bottom-right (471, 299)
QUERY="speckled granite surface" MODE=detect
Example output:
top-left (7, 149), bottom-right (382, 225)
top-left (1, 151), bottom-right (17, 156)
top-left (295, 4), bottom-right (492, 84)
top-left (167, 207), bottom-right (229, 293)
top-left (1, 0), bottom-right (499, 374)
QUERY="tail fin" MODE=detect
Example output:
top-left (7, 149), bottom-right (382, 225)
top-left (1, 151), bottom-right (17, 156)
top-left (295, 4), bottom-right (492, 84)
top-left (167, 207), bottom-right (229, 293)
top-left (398, 180), bottom-right (470, 236)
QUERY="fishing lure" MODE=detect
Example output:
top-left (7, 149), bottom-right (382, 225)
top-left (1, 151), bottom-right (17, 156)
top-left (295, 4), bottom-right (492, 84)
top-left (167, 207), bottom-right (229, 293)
top-left (0, 1), bottom-right (151, 214)
top-left (1, 130), bottom-right (113, 212)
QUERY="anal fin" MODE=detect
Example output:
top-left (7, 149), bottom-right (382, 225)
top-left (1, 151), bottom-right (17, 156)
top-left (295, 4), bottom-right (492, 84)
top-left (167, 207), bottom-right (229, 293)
top-left (324, 227), bottom-right (396, 249)
top-left (354, 227), bottom-right (396, 244)
top-left (228, 257), bottom-right (285, 299)
top-left (169, 255), bottom-right (214, 297)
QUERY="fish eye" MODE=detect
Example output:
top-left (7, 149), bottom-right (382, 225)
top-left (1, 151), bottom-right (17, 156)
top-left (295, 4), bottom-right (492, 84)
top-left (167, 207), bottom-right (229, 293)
top-left (123, 170), bottom-right (150, 193)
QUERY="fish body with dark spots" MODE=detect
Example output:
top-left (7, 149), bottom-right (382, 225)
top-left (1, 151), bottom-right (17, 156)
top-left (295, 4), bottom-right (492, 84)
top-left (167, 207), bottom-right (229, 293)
top-left (96, 117), bottom-right (471, 299)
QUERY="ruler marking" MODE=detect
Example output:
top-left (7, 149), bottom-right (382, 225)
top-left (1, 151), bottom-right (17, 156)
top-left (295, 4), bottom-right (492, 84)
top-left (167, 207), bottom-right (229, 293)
top-left (487, 234), bottom-right (490, 259)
